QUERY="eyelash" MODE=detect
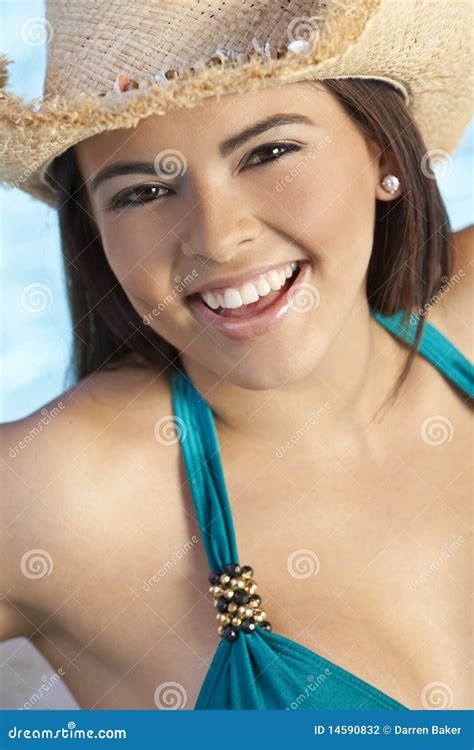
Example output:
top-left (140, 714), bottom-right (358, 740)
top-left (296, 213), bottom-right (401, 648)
top-left (108, 141), bottom-right (302, 211)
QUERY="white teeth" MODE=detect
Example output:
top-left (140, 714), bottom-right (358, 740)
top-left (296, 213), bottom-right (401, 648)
top-left (203, 291), bottom-right (220, 309)
top-left (240, 281), bottom-right (260, 304)
top-left (223, 288), bottom-right (243, 309)
top-left (256, 277), bottom-right (271, 296)
top-left (268, 270), bottom-right (283, 290)
top-left (199, 261), bottom-right (299, 310)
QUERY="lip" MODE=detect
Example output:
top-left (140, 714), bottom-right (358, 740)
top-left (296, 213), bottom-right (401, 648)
top-left (185, 259), bottom-right (300, 297)
top-left (186, 260), bottom-right (311, 341)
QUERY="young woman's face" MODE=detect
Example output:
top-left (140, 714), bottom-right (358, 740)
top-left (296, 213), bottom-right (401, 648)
top-left (75, 81), bottom-right (396, 389)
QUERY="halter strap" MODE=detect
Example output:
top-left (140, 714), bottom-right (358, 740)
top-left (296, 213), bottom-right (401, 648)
top-left (170, 368), bottom-right (239, 573)
top-left (372, 309), bottom-right (473, 399)
top-left (170, 309), bottom-right (473, 573)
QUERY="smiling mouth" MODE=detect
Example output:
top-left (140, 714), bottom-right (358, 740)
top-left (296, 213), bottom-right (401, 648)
top-left (187, 261), bottom-right (303, 319)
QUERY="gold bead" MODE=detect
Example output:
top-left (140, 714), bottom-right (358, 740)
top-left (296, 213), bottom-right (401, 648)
top-left (208, 564), bottom-right (270, 637)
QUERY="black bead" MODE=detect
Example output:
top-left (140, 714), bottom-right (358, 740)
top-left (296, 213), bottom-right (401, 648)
top-left (225, 563), bottom-right (242, 576)
top-left (240, 618), bottom-right (256, 634)
top-left (240, 565), bottom-right (253, 577)
top-left (216, 597), bottom-right (228, 612)
top-left (222, 625), bottom-right (239, 641)
top-left (260, 620), bottom-right (272, 631)
top-left (208, 571), bottom-right (221, 585)
top-left (233, 590), bottom-right (250, 605)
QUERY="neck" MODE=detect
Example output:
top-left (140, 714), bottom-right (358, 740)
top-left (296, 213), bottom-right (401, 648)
top-left (179, 305), bottom-right (405, 458)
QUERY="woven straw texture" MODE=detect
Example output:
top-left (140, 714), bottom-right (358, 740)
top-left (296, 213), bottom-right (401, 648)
top-left (0, 0), bottom-right (472, 207)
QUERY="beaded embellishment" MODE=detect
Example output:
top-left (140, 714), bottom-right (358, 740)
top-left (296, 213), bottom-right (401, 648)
top-left (208, 563), bottom-right (272, 641)
top-left (100, 36), bottom-right (312, 100)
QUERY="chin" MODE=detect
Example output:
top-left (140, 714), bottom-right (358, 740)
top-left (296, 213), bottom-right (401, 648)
top-left (204, 339), bottom-right (327, 392)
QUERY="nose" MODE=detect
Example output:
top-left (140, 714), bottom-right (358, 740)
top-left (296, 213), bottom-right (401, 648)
top-left (179, 187), bottom-right (262, 265)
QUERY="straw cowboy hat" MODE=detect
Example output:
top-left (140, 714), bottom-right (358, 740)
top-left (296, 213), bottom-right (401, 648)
top-left (0, 0), bottom-right (472, 208)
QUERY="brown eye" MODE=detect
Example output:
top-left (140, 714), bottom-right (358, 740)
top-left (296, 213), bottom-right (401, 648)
top-left (109, 184), bottom-right (171, 211)
top-left (244, 142), bottom-right (301, 168)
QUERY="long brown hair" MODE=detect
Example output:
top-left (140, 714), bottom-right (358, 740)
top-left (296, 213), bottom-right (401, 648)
top-left (48, 78), bottom-right (453, 412)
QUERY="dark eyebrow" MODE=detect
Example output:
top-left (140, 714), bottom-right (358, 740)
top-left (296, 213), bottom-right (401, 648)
top-left (90, 161), bottom-right (158, 195)
top-left (90, 113), bottom-right (315, 194)
top-left (218, 112), bottom-right (315, 157)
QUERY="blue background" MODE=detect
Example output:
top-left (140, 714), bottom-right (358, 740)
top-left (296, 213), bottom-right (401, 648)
top-left (1, 0), bottom-right (473, 422)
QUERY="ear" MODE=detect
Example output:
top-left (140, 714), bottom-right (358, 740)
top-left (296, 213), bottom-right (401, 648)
top-left (375, 149), bottom-right (402, 203)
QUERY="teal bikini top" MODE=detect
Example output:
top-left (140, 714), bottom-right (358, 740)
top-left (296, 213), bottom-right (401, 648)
top-left (170, 309), bottom-right (473, 710)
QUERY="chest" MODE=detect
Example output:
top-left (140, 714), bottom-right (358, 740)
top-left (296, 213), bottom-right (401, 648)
top-left (35, 396), bottom-right (471, 710)
top-left (214, 405), bottom-right (472, 709)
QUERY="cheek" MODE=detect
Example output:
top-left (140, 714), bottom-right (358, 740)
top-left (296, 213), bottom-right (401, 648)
top-left (270, 142), bottom-right (376, 298)
top-left (99, 218), bottom-right (189, 344)
top-left (101, 219), bottom-right (173, 298)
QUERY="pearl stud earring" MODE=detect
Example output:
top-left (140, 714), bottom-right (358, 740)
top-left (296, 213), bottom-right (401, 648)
top-left (380, 174), bottom-right (401, 194)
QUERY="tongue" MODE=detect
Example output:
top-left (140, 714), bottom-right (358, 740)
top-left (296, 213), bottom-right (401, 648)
top-left (217, 277), bottom-right (293, 318)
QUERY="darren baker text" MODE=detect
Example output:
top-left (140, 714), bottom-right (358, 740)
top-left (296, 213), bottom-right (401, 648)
top-left (394, 725), bottom-right (461, 735)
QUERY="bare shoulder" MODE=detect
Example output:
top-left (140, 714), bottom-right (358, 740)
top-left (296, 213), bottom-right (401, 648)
top-left (423, 224), bottom-right (473, 359)
top-left (1, 361), bottom-right (174, 500)
top-left (0, 361), bottom-right (178, 639)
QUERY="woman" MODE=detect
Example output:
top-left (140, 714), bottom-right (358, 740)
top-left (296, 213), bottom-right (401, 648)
top-left (0, 0), bottom-right (472, 711)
